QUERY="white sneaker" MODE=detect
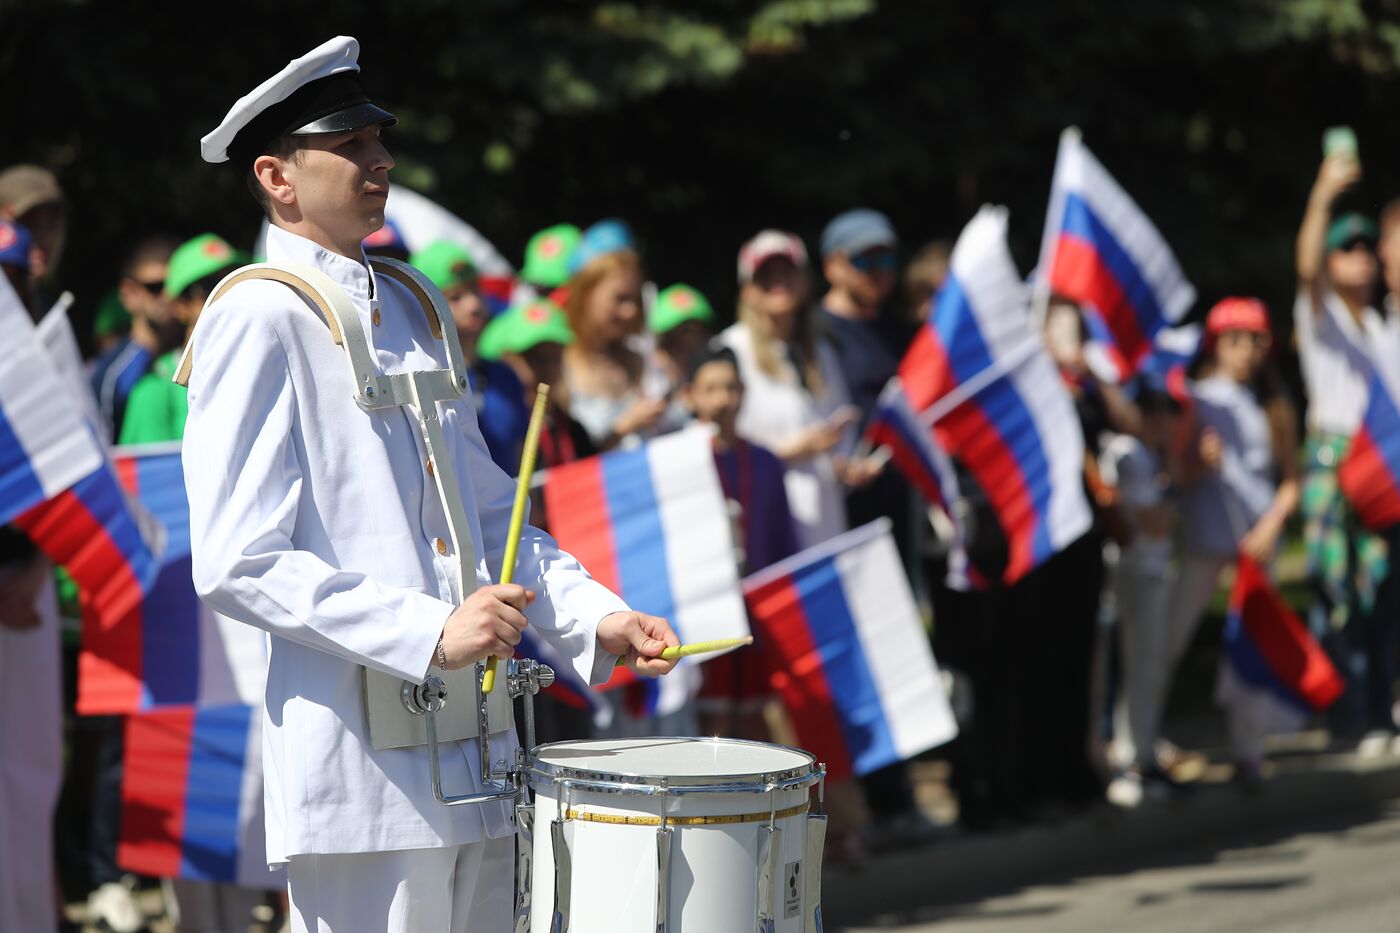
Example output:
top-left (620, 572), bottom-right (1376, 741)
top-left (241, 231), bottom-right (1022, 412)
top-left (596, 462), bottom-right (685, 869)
top-left (87, 880), bottom-right (146, 933)
top-left (1106, 772), bottom-right (1144, 809)
top-left (1357, 730), bottom-right (1394, 758)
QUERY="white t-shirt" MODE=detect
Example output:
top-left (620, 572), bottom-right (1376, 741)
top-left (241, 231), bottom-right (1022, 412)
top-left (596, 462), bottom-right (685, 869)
top-left (1182, 376), bottom-right (1275, 557)
top-left (1294, 286), bottom-right (1382, 437)
top-left (717, 321), bottom-right (852, 549)
top-left (1102, 433), bottom-right (1172, 574)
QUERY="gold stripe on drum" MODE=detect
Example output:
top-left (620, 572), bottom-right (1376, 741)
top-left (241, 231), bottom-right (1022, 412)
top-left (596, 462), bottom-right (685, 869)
top-left (562, 802), bottom-right (810, 827)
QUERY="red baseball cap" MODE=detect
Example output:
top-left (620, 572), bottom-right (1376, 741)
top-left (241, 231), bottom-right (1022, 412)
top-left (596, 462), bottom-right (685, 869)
top-left (1205, 297), bottom-right (1270, 340)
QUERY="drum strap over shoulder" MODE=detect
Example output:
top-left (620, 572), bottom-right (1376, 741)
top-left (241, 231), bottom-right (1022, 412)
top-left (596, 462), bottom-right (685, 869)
top-left (173, 257), bottom-right (449, 388)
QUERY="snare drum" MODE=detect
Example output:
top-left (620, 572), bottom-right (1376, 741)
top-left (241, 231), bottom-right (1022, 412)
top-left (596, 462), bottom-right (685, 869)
top-left (523, 737), bottom-right (826, 932)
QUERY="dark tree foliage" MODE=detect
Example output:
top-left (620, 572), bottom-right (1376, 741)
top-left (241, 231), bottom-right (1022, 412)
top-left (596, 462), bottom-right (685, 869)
top-left (4, 0), bottom-right (1400, 350)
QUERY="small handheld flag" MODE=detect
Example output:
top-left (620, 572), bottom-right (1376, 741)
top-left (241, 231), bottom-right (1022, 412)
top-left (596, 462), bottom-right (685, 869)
top-left (1038, 129), bottom-right (1195, 373)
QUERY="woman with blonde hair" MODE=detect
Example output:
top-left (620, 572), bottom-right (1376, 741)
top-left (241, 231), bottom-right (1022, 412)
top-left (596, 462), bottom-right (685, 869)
top-left (717, 230), bottom-right (858, 548)
top-left (561, 237), bottom-right (668, 450)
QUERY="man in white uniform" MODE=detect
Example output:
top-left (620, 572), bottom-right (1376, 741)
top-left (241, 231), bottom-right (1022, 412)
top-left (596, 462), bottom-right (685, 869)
top-left (184, 37), bottom-right (678, 931)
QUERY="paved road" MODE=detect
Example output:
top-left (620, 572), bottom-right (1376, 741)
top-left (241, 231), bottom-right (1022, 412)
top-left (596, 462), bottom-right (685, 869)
top-left (838, 801), bottom-right (1400, 932)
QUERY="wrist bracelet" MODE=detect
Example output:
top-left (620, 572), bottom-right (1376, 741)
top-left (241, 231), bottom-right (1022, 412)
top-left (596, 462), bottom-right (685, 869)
top-left (437, 638), bottom-right (447, 670)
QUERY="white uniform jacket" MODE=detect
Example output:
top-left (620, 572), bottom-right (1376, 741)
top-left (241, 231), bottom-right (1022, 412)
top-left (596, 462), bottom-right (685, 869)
top-left (183, 225), bottom-right (628, 865)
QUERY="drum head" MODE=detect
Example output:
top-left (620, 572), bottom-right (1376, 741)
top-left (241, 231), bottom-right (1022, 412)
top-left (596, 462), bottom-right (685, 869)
top-left (530, 737), bottom-right (816, 788)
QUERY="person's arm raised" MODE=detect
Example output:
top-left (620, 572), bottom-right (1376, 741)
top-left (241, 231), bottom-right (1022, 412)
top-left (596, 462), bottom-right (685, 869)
top-left (1297, 156), bottom-right (1361, 303)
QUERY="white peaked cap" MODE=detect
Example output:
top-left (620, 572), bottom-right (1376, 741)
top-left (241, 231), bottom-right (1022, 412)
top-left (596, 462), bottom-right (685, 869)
top-left (200, 36), bottom-right (395, 165)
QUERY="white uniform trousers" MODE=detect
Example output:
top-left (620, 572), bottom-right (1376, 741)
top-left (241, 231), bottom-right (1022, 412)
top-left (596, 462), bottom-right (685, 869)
top-left (287, 836), bottom-right (513, 932)
top-left (0, 575), bottom-right (62, 933)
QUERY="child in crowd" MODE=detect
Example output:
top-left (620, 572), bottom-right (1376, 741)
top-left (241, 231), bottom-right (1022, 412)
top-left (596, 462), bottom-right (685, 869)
top-left (410, 240), bottom-right (529, 473)
top-left (683, 345), bottom-right (800, 740)
top-left (647, 283), bottom-right (715, 434)
top-left (1168, 297), bottom-right (1301, 788)
top-left (1103, 386), bottom-right (1185, 805)
top-left (479, 297), bottom-right (597, 475)
top-left (520, 222), bottom-right (580, 306)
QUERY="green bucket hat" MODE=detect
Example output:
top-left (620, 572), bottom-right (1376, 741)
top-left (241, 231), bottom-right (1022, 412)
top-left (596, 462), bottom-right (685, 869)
top-left (1325, 212), bottom-right (1378, 253)
top-left (478, 298), bottom-right (574, 360)
top-left (165, 233), bottom-right (248, 298)
top-left (521, 224), bottom-right (581, 288)
top-left (650, 284), bottom-right (715, 336)
top-left (93, 289), bottom-right (132, 338)
top-left (410, 240), bottom-right (477, 292)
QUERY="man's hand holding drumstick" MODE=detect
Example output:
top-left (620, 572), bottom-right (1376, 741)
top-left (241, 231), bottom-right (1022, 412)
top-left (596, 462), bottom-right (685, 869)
top-left (437, 584), bottom-right (537, 671)
top-left (597, 611), bottom-right (681, 677)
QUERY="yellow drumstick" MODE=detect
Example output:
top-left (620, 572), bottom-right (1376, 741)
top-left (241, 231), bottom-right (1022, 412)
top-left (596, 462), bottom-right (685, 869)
top-left (482, 384), bottom-right (551, 695)
top-left (615, 635), bottom-right (755, 666)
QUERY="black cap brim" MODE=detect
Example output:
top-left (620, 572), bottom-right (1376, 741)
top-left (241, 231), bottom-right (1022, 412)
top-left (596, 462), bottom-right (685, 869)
top-left (293, 102), bottom-right (397, 135)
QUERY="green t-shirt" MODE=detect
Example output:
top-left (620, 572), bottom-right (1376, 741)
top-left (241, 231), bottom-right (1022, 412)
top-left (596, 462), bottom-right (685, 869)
top-left (118, 350), bottom-right (188, 444)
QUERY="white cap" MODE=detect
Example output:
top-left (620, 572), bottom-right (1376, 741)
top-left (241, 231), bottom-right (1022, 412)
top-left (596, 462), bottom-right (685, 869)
top-left (200, 36), bottom-right (394, 165)
top-left (737, 230), bottom-right (809, 284)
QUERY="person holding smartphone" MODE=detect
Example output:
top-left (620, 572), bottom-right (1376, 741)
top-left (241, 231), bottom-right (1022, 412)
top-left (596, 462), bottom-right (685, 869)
top-left (1294, 129), bottom-right (1392, 744)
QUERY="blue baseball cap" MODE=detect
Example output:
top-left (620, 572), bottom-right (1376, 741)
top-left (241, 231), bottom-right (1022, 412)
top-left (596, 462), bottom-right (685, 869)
top-left (820, 208), bottom-right (897, 258)
top-left (567, 218), bottom-right (635, 275)
top-left (0, 219), bottom-right (31, 270)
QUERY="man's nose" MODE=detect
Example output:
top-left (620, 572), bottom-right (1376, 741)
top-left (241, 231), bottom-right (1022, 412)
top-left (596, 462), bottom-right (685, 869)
top-left (371, 135), bottom-right (395, 173)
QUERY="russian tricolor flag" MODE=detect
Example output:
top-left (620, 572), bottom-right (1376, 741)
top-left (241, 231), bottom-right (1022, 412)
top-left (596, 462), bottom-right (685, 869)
top-left (866, 380), bottom-right (956, 512)
top-left (5, 277), bottom-right (170, 706)
top-left (898, 206), bottom-right (1092, 583)
top-left (1340, 361), bottom-right (1400, 534)
top-left (1223, 555), bottom-right (1344, 714)
top-left (542, 428), bottom-right (747, 714)
top-left (744, 520), bottom-right (956, 782)
top-left (1139, 324), bottom-right (1202, 388)
top-left (64, 444), bottom-right (264, 714)
top-left (1038, 129), bottom-right (1195, 372)
top-left (15, 461), bottom-right (163, 712)
top-left (0, 275), bottom-right (104, 525)
top-left (865, 380), bottom-right (979, 591)
top-left (118, 703), bottom-right (275, 886)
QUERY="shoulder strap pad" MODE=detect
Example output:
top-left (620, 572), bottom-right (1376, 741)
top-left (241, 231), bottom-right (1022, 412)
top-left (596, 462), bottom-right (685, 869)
top-left (173, 260), bottom-right (361, 388)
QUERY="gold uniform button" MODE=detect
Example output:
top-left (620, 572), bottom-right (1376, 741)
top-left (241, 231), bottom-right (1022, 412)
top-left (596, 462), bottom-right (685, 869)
top-left (426, 459), bottom-right (435, 477)
top-left (372, 309), bottom-right (382, 326)
top-left (435, 537), bottom-right (448, 555)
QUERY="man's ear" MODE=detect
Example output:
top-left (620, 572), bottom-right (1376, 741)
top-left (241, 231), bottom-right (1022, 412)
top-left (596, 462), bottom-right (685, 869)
top-left (679, 383), bottom-right (697, 414)
top-left (254, 155), bottom-right (296, 207)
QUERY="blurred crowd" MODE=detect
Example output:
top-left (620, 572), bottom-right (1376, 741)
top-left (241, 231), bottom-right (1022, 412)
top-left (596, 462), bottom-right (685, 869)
top-left (4, 143), bottom-right (1400, 931)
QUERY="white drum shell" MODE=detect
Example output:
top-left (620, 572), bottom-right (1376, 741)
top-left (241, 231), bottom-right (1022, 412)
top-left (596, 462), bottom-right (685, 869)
top-left (527, 738), bottom-right (820, 932)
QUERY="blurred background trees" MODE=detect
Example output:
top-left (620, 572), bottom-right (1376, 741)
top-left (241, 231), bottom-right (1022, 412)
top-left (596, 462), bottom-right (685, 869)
top-left (5, 0), bottom-right (1400, 348)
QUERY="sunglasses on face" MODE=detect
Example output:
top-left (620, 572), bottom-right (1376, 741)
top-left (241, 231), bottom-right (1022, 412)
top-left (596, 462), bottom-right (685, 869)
top-left (850, 250), bottom-right (897, 272)
top-left (128, 278), bottom-right (165, 296)
top-left (1338, 238), bottom-right (1375, 254)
